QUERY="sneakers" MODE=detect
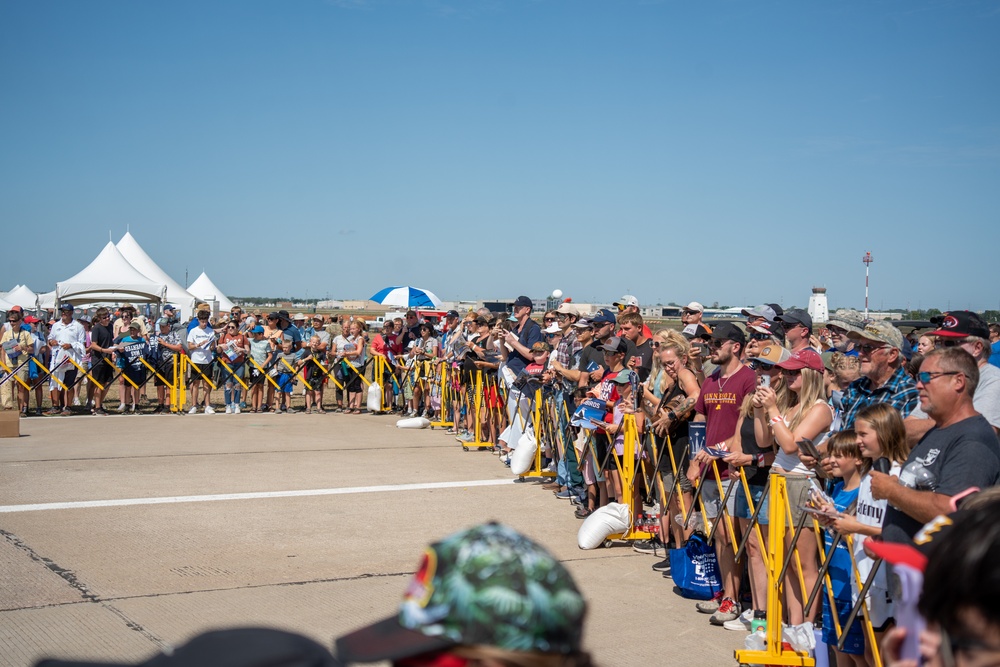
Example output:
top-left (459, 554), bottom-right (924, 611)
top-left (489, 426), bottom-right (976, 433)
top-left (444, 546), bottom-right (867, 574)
top-left (118, 403), bottom-right (128, 413)
top-left (631, 538), bottom-right (663, 555)
top-left (204, 406), bottom-right (216, 415)
top-left (457, 432), bottom-right (475, 443)
top-left (695, 592), bottom-right (724, 614)
top-left (225, 405), bottom-right (233, 414)
top-left (709, 598), bottom-right (741, 626)
top-left (234, 405), bottom-right (241, 414)
top-left (554, 489), bottom-right (574, 500)
top-left (722, 608), bottom-right (754, 632)
top-left (652, 557), bottom-right (672, 573)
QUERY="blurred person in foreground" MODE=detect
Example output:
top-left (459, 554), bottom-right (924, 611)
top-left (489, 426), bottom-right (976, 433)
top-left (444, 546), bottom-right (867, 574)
top-left (334, 522), bottom-right (594, 667)
top-left (871, 493), bottom-right (1000, 667)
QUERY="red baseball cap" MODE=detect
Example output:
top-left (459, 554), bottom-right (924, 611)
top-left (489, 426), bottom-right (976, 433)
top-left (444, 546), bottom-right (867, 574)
top-left (776, 348), bottom-right (824, 373)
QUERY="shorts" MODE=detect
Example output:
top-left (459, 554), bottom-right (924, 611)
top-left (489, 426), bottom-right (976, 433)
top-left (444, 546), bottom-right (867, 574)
top-left (248, 367), bottom-right (266, 387)
top-left (781, 473), bottom-right (814, 527)
top-left (91, 359), bottom-right (114, 385)
top-left (191, 362), bottom-right (215, 384)
top-left (50, 368), bottom-right (78, 392)
top-left (699, 478), bottom-right (737, 520)
top-left (123, 367), bottom-right (145, 388)
top-left (734, 482), bottom-right (769, 524)
top-left (277, 372), bottom-right (294, 394)
top-left (660, 470), bottom-right (694, 495)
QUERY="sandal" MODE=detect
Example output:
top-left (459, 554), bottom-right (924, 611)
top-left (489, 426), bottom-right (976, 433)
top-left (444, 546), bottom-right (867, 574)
top-left (574, 507), bottom-right (594, 519)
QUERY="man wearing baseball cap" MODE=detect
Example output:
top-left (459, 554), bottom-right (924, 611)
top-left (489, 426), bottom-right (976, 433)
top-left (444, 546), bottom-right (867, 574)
top-left (825, 308), bottom-right (865, 357)
top-left (903, 311), bottom-right (1000, 448)
top-left (840, 320), bottom-right (918, 431)
top-left (334, 522), bottom-right (590, 665)
top-left (688, 321), bottom-right (757, 625)
top-left (499, 296), bottom-right (542, 376)
top-left (775, 308), bottom-right (815, 354)
top-left (681, 301), bottom-right (711, 340)
top-left (47, 303), bottom-right (87, 415)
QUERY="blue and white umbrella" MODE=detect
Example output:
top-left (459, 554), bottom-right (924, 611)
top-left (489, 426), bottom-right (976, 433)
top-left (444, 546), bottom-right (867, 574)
top-left (369, 286), bottom-right (443, 309)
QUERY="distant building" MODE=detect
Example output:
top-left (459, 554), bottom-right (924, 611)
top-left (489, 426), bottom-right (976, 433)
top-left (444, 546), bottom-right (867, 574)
top-left (808, 287), bottom-right (829, 324)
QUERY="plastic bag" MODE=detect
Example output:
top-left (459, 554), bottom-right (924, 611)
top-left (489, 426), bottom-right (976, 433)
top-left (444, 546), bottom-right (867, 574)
top-left (510, 430), bottom-right (537, 475)
top-left (577, 503), bottom-right (630, 549)
top-left (669, 532), bottom-right (721, 599)
top-left (366, 384), bottom-right (382, 412)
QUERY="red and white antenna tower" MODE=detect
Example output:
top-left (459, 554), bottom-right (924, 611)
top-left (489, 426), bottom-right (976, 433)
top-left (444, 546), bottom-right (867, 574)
top-left (862, 251), bottom-right (874, 320)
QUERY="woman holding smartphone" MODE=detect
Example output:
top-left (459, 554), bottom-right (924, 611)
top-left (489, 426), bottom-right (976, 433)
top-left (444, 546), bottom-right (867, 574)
top-left (753, 347), bottom-right (832, 627)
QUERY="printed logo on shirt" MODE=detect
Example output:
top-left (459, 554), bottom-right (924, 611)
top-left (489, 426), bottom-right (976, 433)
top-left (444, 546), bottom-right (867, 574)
top-left (702, 391), bottom-right (740, 411)
top-left (915, 448), bottom-right (940, 467)
top-left (856, 498), bottom-right (883, 523)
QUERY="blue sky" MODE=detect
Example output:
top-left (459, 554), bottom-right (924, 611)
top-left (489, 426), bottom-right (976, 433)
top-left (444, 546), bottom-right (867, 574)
top-left (2, 0), bottom-right (998, 311)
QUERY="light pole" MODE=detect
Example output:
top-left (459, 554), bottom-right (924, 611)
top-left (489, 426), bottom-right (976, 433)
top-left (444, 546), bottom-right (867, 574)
top-left (862, 252), bottom-right (874, 320)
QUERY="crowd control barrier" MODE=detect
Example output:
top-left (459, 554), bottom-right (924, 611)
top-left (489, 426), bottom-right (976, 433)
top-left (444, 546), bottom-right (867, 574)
top-left (601, 413), bottom-right (655, 543)
top-left (732, 470), bottom-right (883, 667)
top-left (0, 357), bottom-right (33, 391)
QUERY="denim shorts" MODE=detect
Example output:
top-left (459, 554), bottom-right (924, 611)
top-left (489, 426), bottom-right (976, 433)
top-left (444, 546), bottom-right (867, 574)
top-left (734, 482), bottom-right (769, 524)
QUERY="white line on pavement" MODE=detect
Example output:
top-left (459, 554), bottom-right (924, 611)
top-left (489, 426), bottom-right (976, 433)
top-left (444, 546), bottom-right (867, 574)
top-left (0, 478), bottom-right (513, 513)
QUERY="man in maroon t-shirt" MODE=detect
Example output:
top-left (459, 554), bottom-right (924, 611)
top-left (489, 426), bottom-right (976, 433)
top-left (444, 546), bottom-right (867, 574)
top-left (688, 322), bottom-right (756, 626)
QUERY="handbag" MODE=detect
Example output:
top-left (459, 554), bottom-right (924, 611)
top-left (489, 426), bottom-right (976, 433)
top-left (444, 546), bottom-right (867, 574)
top-left (669, 532), bottom-right (722, 600)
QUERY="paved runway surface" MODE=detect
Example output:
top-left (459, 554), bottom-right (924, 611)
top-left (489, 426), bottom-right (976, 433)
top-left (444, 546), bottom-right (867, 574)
top-left (0, 413), bottom-right (743, 666)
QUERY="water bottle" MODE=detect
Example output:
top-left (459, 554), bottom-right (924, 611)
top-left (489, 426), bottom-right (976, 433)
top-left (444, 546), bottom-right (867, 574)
top-left (898, 461), bottom-right (938, 492)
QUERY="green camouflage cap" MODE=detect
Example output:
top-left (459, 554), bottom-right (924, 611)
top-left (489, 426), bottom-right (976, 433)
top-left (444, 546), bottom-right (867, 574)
top-left (848, 320), bottom-right (904, 350)
top-left (334, 522), bottom-right (586, 664)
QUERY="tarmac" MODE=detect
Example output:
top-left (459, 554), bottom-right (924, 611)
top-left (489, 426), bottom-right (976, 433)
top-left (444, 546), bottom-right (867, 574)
top-left (0, 411), bottom-right (745, 666)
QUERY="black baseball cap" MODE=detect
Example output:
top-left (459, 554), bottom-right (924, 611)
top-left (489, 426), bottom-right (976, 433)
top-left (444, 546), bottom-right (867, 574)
top-left (711, 322), bottom-right (746, 346)
top-left (929, 311), bottom-right (990, 339)
top-left (776, 308), bottom-right (812, 330)
top-left (513, 296), bottom-right (532, 309)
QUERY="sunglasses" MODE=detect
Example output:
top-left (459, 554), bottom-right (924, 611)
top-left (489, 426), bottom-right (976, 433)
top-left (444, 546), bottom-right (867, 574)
top-left (917, 370), bottom-right (960, 384)
top-left (748, 360), bottom-right (775, 371)
top-left (749, 332), bottom-right (771, 341)
top-left (708, 339), bottom-right (729, 349)
top-left (544, 318), bottom-right (557, 323)
top-left (781, 368), bottom-right (801, 377)
top-left (651, 341), bottom-right (661, 349)
top-left (857, 343), bottom-right (887, 354)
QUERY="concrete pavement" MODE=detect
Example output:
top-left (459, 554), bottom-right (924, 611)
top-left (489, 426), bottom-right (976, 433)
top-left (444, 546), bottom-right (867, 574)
top-left (0, 413), bottom-right (744, 666)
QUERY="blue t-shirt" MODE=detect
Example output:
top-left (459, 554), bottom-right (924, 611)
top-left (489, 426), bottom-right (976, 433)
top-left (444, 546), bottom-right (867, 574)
top-left (822, 480), bottom-right (864, 654)
top-left (505, 319), bottom-right (542, 375)
top-left (990, 340), bottom-right (1000, 369)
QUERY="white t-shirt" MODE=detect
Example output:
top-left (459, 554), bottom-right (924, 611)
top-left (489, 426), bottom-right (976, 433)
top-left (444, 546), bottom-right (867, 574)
top-left (974, 363), bottom-right (1000, 429)
top-left (187, 326), bottom-right (216, 365)
top-left (852, 461), bottom-right (902, 626)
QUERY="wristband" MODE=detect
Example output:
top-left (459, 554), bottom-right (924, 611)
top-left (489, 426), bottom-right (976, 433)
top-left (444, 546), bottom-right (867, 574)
top-left (666, 410), bottom-right (676, 421)
top-left (769, 415), bottom-right (784, 425)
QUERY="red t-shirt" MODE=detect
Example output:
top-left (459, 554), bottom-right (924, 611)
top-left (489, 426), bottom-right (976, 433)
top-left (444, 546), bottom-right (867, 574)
top-left (694, 364), bottom-right (756, 447)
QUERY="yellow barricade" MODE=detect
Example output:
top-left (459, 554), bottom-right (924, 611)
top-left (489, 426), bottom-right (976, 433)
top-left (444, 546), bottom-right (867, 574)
top-left (603, 413), bottom-right (655, 542)
top-left (65, 356), bottom-right (105, 392)
top-left (249, 357), bottom-right (282, 390)
top-left (34, 357), bottom-right (69, 391)
top-left (0, 357), bottom-right (32, 391)
top-left (515, 388), bottom-right (555, 480)
top-left (460, 371), bottom-right (493, 451)
top-left (430, 362), bottom-right (453, 428)
top-left (185, 355), bottom-right (216, 390)
top-left (310, 357), bottom-right (344, 391)
top-left (217, 358), bottom-right (249, 391)
top-left (281, 358), bottom-right (309, 390)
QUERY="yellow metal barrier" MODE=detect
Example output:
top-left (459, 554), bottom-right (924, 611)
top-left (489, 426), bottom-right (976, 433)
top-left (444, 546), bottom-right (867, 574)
top-left (217, 358), bottom-right (249, 391)
top-left (310, 357), bottom-right (344, 390)
top-left (249, 357), bottom-right (282, 390)
top-left (735, 471), bottom-right (815, 666)
top-left (184, 355), bottom-right (216, 390)
top-left (515, 389), bottom-right (555, 480)
top-left (281, 357), bottom-right (310, 390)
top-left (430, 362), bottom-right (453, 428)
top-left (65, 356), bottom-right (105, 393)
top-left (604, 413), bottom-right (656, 542)
top-left (460, 371), bottom-right (493, 451)
top-left (34, 357), bottom-right (69, 391)
top-left (342, 357), bottom-right (371, 387)
top-left (0, 357), bottom-right (32, 391)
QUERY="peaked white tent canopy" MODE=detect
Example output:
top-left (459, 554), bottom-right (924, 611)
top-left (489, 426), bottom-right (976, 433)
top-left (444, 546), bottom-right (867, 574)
top-left (187, 272), bottom-right (235, 313)
top-left (37, 290), bottom-right (56, 310)
top-left (0, 295), bottom-right (18, 312)
top-left (4, 284), bottom-right (38, 309)
top-left (117, 232), bottom-right (197, 319)
top-left (56, 242), bottom-right (167, 306)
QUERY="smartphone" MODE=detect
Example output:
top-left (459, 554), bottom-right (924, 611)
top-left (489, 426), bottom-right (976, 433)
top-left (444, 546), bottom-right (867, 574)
top-left (760, 375), bottom-right (771, 389)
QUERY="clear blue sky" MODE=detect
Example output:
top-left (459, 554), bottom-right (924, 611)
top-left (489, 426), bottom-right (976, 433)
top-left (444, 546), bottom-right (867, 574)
top-left (2, 0), bottom-right (998, 311)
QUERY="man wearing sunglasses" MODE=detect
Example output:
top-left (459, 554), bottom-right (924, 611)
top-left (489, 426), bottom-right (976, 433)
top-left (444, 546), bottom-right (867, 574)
top-left (775, 308), bottom-right (816, 354)
top-left (874, 346), bottom-right (999, 546)
top-left (906, 311), bottom-right (1000, 440)
top-left (840, 320), bottom-right (918, 431)
top-left (681, 301), bottom-right (711, 340)
top-left (1, 305), bottom-right (34, 414)
top-left (825, 308), bottom-right (865, 356)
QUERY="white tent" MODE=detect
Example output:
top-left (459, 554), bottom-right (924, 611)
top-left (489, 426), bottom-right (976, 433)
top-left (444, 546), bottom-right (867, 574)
top-left (117, 232), bottom-right (197, 319)
top-left (37, 290), bottom-right (56, 310)
top-left (4, 284), bottom-right (39, 310)
top-left (187, 272), bottom-right (235, 313)
top-left (56, 242), bottom-right (167, 306)
top-left (0, 295), bottom-right (18, 312)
